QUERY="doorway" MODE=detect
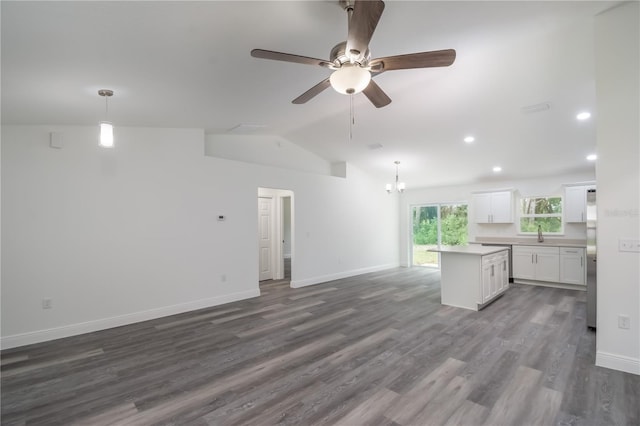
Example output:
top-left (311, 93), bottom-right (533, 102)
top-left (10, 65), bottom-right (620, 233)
top-left (258, 188), bottom-right (294, 284)
top-left (411, 203), bottom-right (468, 268)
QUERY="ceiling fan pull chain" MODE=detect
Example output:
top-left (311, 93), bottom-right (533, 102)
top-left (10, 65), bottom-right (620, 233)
top-left (349, 93), bottom-right (354, 141)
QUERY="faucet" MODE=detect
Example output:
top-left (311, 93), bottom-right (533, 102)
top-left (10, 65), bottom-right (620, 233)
top-left (538, 225), bottom-right (544, 243)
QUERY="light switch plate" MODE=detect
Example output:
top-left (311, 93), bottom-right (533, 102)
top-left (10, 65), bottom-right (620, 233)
top-left (619, 239), bottom-right (640, 252)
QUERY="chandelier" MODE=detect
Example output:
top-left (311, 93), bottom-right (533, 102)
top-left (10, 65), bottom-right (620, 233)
top-left (386, 161), bottom-right (406, 194)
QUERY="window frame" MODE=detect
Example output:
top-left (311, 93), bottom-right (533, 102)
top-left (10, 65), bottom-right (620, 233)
top-left (518, 195), bottom-right (564, 235)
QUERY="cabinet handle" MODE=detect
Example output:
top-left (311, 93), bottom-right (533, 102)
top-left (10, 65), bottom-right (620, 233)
top-left (531, 254), bottom-right (534, 263)
top-left (535, 254), bottom-right (538, 263)
top-left (503, 261), bottom-right (506, 271)
top-left (491, 265), bottom-right (494, 277)
top-left (581, 257), bottom-right (583, 267)
top-left (565, 250), bottom-right (578, 253)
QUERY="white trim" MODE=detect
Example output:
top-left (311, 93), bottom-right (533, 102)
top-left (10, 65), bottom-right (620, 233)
top-left (596, 351), bottom-right (640, 375)
top-left (471, 188), bottom-right (515, 194)
top-left (290, 263), bottom-right (399, 288)
top-left (0, 289), bottom-right (260, 350)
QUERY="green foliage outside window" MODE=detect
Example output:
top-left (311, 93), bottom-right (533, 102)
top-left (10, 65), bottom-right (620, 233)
top-left (413, 205), bottom-right (468, 245)
top-left (519, 196), bottom-right (563, 234)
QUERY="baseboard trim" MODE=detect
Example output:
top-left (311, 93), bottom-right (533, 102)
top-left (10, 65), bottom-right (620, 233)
top-left (0, 289), bottom-right (260, 350)
top-left (596, 350), bottom-right (640, 375)
top-left (513, 279), bottom-right (586, 291)
top-left (290, 263), bottom-right (399, 288)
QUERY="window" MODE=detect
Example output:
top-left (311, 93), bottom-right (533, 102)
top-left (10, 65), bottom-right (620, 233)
top-left (411, 203), bottom-right (468, 267)
top-left (519, 196), bottom-right (563, 234)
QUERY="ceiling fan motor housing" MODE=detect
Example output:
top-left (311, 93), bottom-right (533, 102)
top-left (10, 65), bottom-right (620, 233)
top-left (330, 41), bottom-right (370, 67)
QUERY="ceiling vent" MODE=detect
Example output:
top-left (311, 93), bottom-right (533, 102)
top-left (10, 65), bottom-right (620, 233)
top-left (226, 124), bottom-right (267, 135)
top-left (521, 102), bottom-right (551, 114)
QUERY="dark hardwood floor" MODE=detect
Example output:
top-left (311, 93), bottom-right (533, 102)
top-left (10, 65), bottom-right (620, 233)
top-left (2, 266), bottom-right (638, 425)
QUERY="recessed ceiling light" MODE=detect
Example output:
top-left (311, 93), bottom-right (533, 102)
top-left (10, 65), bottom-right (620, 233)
top-left (576, 112), bottom-right (591, 120)
top-left (493, 166), bottom-right (502, 173)
top-left (586, 154), bottom-right (597, 161)
top-left (464, 136), bottom-right (475, 143)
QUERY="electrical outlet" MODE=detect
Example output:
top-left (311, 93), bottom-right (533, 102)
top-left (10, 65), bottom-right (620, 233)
top-left (618, 314), bottom-right (630, 329)
top-left (619, 239), bottom-right (640, 252)
top-left (42, 298), bottom-right (52, 309)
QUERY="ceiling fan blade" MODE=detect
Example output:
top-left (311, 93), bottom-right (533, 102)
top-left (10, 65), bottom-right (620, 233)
top-left (251, 49), bottom-right (333, 68)
top-left (345, 0), bottom-right (385, 61)
top-left (369, 49), bottom-right (456, 71)
top-left (292, 78), bottom-right (332, 104)
top-left (362, 79), bottom-right (391, 108)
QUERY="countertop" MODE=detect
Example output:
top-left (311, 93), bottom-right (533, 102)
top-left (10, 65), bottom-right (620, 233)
top-left (428, 245), bottom-right (510, 256)
top-left (472, 237), bottom-right (587, 248)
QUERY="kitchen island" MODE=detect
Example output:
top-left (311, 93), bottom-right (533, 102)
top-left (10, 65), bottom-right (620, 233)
top-left (428, 245), bottom-right (510, 311)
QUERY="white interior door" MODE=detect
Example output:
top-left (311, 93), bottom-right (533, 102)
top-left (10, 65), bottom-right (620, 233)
top-left (258, 197), bottom-right (273, 281)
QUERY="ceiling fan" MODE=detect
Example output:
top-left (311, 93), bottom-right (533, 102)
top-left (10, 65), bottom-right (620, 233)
top-left (251, 0), bottom-right (456, 108)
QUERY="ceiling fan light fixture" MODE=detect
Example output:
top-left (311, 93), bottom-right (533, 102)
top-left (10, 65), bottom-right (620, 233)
top-left (330, 65), bottom-right (371, 95)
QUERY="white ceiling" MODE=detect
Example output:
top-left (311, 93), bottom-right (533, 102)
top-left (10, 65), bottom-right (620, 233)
top-left (1, 1), bottom-right (617, 188)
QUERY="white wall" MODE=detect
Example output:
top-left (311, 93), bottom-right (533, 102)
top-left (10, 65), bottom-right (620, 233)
top-left (1, 125), bottom-right (399, 348)
top-left (399, 172), bottom-right (595, 266)
top-left (594, 2), bottom-right (640, 375)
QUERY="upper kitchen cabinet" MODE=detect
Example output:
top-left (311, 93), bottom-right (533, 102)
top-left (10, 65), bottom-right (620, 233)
top-left (472, 190), bottom-right (514, 223)
top-left (565, 184), bottom-right (595, 223)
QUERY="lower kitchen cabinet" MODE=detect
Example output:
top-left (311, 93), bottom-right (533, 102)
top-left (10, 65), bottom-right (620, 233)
top-left (482, 250), bottom-right (509, 303)
top-left (433, 246), bottom-right (510, 311)
top-left (512, 246), bottom-right (560, 283)
top-left (559, 247), bottom-right (586, 285)
top-left (513, 245), bottom-right (586, 287)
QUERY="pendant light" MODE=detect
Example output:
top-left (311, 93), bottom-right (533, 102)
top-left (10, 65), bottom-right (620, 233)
top-left (386, 161), bottom-right (406, 194)
top-left (98, 89), bottom-right (114, 148)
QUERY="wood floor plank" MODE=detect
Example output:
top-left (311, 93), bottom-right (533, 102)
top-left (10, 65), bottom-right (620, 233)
top-left (482, 365), bottom-right (543, 425)
top-left (386, 357), bottom-right (466, 425)
top-left (1, 348), bottom-right (104, 378)
top-left (442, 399), bottom-right (490, 426)
top-left (333, 387), bottom-right (399, 426)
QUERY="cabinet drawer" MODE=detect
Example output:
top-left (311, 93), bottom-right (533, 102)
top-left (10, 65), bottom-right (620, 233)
top-left (514, 245), bottom-right (559, 255)
top-left (482, 251), bottom-right (508, 265)
top-left (560, 247), bottom-right (584, 255)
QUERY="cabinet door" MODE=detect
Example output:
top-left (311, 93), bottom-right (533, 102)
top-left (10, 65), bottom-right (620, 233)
top-left (512, 248), bottom-right (535, 279)
top-left (491, 261), bottom-right (500, 297)
top-left (535, 252), bottom-right (560, 282)
top-left (473, 193), bottom-right (492, 223)
top-left (560, 248), bottom-right (585, 285)
top-left (565, 186), bottom-right (587, 223)
top-left (482, 262), bottom-right (493, 303)
top-left (499, 254), bottom-right (509, 292)
top-left (490, 191), bottom-right (513, 223)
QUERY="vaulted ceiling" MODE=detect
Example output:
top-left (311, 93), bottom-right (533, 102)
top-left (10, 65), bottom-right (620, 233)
top-left (2, 1), bottom-right (617, 187)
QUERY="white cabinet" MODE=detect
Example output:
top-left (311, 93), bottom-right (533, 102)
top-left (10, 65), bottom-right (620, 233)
top-left (472, 191), bottom-right (513, 223)
top-left (560, 247), bottom-right (586, 285)
top-left (512, 245), bottom-right (560, 283)
top-left (481, 250), bottom-right (509, 303)
top-left (438, 248), bottom-right (510, 311)
top-left (565, 185), bottom-right (594, 223)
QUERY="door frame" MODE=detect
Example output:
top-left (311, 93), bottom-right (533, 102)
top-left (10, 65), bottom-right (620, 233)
top-left (258, 187), bottom-right (294, 283)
